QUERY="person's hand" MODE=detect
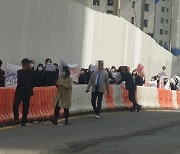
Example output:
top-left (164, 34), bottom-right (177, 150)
top-left (86, 89), bottom-right (90, 93)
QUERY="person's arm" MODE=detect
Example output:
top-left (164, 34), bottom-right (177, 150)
top-left (60, 77), bottom-right (72, 90)
top-left (105, 73), bottom-right (109, 95)
top-left (86, 73), bottom-right (94, 92)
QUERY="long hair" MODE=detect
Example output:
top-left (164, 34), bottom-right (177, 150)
top-left (63, 66), bottom-right (70, 77)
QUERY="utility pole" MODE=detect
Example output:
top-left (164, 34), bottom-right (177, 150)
top-left (113, 0), bottom-right (120, 16)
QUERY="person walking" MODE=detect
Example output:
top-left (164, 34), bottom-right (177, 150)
top-left (117, 66), bottom-right (141, 112)
top-left (86, 60), bottom-right (109, 119)
top-left (13, 58), bottom-right (37, 126)
top-left (51, 66), bottom-right (72, 125)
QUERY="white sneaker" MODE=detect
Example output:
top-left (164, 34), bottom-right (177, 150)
top-left (95, 115), bottom-right (100, 119)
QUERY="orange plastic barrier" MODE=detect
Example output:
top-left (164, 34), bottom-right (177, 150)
top-left (158, 88), bottom-right (173, 109)
top-left (176, 91), bottom-right (180, 108)
top-left (121, 86), bottom-right (133, 108)
top-left (104, 85), bottom-right (115, 109)
top-left (0, 86), bottom-right (58, 124)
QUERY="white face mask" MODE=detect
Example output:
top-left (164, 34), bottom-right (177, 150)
top-left (47, 62), bottom-right (51, 65)
top-left (38, 67), bottom-right (43, 71)
top-left (30, 63), bottom-right (34, 68)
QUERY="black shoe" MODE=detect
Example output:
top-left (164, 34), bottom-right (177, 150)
top-left (137, 105), bottom-right (142, 112)
top-left (129, 108), bottom-right (136, 112)
top-left (14, 119), bottom-right (20, 125)
top-left (64, 119), bottom-right (69, 125)
top-left (50, 118), bottom-right (58, 125)
top-left (21, 123), bottom-right (26, 126)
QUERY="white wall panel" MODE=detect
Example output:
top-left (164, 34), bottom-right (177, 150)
top-left (0, 0), bottom-right (174, 79)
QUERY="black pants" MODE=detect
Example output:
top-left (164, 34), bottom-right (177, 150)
top-left (54, 103), bottom-right (69, 120)
top-left (13, 92), bottom-right (31, 123)
top-left (91, 86), bottom-right (104, 115)
top-left (128, 89), bottom-right (139, 108)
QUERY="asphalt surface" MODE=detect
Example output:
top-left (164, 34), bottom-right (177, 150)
top-left (1, 110), bottom-right (180, 154)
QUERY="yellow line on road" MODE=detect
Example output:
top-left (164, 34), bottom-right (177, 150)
top-left (0, 112), bottom-right (122, 131)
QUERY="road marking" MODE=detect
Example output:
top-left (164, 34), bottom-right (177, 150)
top-left (0, 123), bottom-right (32, 131)
top-left (0, 111), bottom-right (134, 131)
top-left (147, 110), bottom-right (180, 112)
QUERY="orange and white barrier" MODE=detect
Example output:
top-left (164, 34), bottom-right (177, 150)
top-left (0, 85), bottom-right (180, 124)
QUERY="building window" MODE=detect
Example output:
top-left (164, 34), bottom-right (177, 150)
top-left (165, 30), bottom-right (168, 35)
top-left (167, 8), bottom-right (169, 12)
top-left (93, 0), bottom-right (100, 6)
top-left (145, 4), bottom-right (149, 12)
top-left (160, 29), bottom-right (163, 35)
top-left (107, 0), bottom-right (113, 6)
top-left (161, 7), bottom-right (165, 12)
top-left (132, 1), bottom-right (135, 9)
top-left (161, 18), bottom-right (164, 23)
top-left (159, 40), bottom-right (163, 46)
top-left (131, 17), bottom-right (135, 24)
top-left (107, 10), bottom-right (113, 14)
top-left (166, 19), bottom-right (169, 24)
top-left (144, 19), bottom-right (148, 27)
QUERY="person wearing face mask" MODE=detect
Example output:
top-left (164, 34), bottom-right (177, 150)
top-left (79, 68), bottom-right (87, 84)
top-left (51, 66), bottom-right (72, 125)
top-left (132, 69), bottom-right (143, 86)
top-left (44, 58), bottom-right (57, 86)
top-left (36, 64), bottom-right (47, 87)
top-left (53, 63), bottom-right (60, 82)
top-left (29, 60), bottom-right (35, 70)
top-left (110, 66), bottom-right (117, 79)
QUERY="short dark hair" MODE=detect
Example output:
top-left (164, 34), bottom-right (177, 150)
top-left (63, 66), bottom-right (70, 77)
top-left (53, 63), bottom-right (58, 67)
top-left (0, 60), bottom-right (2, 66)
top-left (21, 58), bottom-right (30, 64)
top-left (45, 58), bottom-right (52, 63)
top-left (37, 63), bottom-right (43, 68)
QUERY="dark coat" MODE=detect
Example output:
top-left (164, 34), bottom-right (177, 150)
top-left (15, 69), bottom-right (37, 96)
top-left (118, 72), bottom-right (136, 90)
top-left (133, 75), bottom-right (143, 86)
top-left (36, 70), bottom-right (47, 87)
top-left (0, 68), bottom-right (5, 87)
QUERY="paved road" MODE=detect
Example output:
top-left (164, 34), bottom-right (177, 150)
top-left (1, 110), bottom-right (180, 154)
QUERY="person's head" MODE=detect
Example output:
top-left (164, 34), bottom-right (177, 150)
top-left (98, 60), bottom-right (104, 71)
top-left (132, 69), bottom-right (137, 76)
top-left (53, 63), bottom-right (58, 69)
top-left (111, 66), bottom-right (116, 72)
top-left (106, 68), bottom-right (110, 72)
top-left (37, 64), bottom-right (44, 71)
top-left (21, 58), bottom-right (30, 70)
top-left (0, 60), bottom-right (2, 68)
top-left (63, 66), bottom-right (70, 77)
top-left (162, 66), bottom-right (166, 71)
top-left (29, 60), bottom-right (35, 69)
top-left (80, 68), bottom-right (85, 74)
top-left (151, 76), bottom-right (157, 81)
top-left (45, 58), bottom-right (52, 65)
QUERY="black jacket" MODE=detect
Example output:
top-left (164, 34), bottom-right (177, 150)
top-left (0, 68), bottom-right (5, 87)
top-left (133, 75), bottom-right (143, 86)
top-left (15, 69), bottom-right (37, 96)
top-left (118, 72), bottom-right (136, 90)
